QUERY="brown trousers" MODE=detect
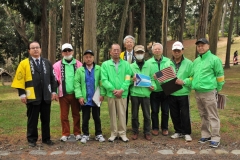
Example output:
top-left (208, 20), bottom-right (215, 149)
top-left (59, 94), bottom-right (81, 136)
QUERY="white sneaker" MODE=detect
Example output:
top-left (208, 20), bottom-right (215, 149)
top-left (95, 134), bottom-right (105, 142)
top-left (81, 135), bottom-right (89, 144)
top-left (120, 136), bottom-right (129, 142)
top-left (75, 134), bottom-right (82, 141)
top-left (171, 133), bottom-right (183, 139)
top-left (185, 135), bottom-right (192, 142)
top-left (60, 136), bottom-right (70, 142)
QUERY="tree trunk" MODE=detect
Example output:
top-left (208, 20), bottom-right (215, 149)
top-left (221, 2), bottom-right (227, 37)
top-left (179, 0), bottom-right (186, 42)
top-left (41, 0), bottom-right (49, 58)
top-left (225, 0), bottom-right (236, 69)
top-left (118, 0), bottom-right (130, 48)
top-left (140, 0), bottom-right (146, 47)
top-left (128, 10), bottom-right (134, 36)
top-left (74, 3), bottom-right (79, 59)
top-left (236, 0), bottom-right (239, 35)
top-left (162, 0), bottom-right (168, 57)
top-left (83, 0), bottom-right (97, 62)
top-left (48, 0), bottom-right (57, 64)
top-left (34, 25), bottom-right (41, 42)
top-left (62, 0), bottom-right (71, 43)
top-left (209, 0), bottom-right (226, 55)
top-left (195, 0), bottom-right (209, 58)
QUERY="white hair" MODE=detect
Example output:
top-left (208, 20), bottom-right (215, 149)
top-left (151, 42), bottom-right (163, 50)
top-left (123, 35), bottom-right (135, 44)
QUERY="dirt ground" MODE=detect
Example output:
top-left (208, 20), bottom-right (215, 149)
top-left (0, 131), bottom-right (240, 160)
top-left (1, 38), bottom-right (239, 159)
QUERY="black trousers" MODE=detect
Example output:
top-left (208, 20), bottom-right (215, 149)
top-left (82, 105), bottom-right (102, 136)
top-left (27, 100), bottom-right (51, 143)
top-left (150, 91), bottom-right (169, 130)
top-left (168, 95), bottom-right (191, 135)
top-left (131, 96), bottom-right (151, 135)
top-left (126, 91), bottom-right (130, 125)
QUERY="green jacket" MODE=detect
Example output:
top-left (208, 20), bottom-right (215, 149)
top-left (170, 56), bottom-right (193, 96)
top-left (146, 56), bottom-right (172, 92)
top-left (191, 50), bottom-right (225, 92)
top-left (130, 61), bottom-right (157, 97)
top-left (101, 59), bottom-right (131, 98)
top-left (74, 64), bottom-right (105, 100)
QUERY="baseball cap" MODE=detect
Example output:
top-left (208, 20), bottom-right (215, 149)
top-left (195, 38), bottom-right (209, 45)
top-left (134, 45), bottom-right (145, 52)
top-left (83, 49), bottom-right (94, 56)
top-left (62, 43), bottom-right (73, 51)
top-left (172, 41), bottom-right (184, 50)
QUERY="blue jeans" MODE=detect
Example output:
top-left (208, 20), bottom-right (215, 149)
top-left (150, 91), bottom-right (169, 130)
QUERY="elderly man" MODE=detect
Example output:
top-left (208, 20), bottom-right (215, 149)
top-left (101, 44), bottom-right (131, 142)
top-left (53, 43), bottom-right (82, 142)
top-left (130, 45), bottom-right (156, 141)
top-left (120, 35), bottom-right (136, 125)
top-left (147, 43), bottom-right (172, 136)
top-left (169, 41), bottom-right (193, 142)
top-left (11, 41), bottom-right (58, 147)
top-left (192, 38), bottom-right (224, 148)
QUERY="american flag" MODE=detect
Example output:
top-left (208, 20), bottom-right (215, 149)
top-left (156, 66), bottom-right (176, 83)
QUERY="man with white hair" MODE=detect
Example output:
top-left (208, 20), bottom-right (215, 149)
top-left (53, 43), bottom-right (82, 142)
top-left (120, 35), bottom-right (136, 125)
top-left (147, 43), bottom-right (172, 136)
top-left (169, 41), bottom-right (193, 142)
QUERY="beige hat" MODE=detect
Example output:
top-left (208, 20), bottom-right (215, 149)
top-left (134, 45), bottom-right (145, 52)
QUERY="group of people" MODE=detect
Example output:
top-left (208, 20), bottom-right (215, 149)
top-left (11, 35), bottom-right (224, 148)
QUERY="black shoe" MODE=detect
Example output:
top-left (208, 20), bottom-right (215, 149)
top-left (28, 142), bottom-right (36, 147)
top-left (42, 140), bottom-right (54, 145)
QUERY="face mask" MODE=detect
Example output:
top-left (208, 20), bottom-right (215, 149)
top-left (135, 54), bottom-right (144, 60)
top-left (64, 55), bottom-right (73, 60)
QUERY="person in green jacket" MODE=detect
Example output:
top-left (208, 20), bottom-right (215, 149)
top-left (130, 45), bottom-right (156, 141)
top-left (101, 44), bottom-right (131, 142)
top-left (147, 43), bottom-right (172, 136)
top-left (192, 38), bottom-right (225, 148)
top-left (74, 50), bottom-right (105, 144)
top-left (168, 41), bottom-right (193, 142)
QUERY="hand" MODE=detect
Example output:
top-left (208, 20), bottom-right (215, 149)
top-left (132, 75), bottom-right (137, 82)
top-left (175, 79), bottom-right (184, 85)
top-left (113, 89), bottom-right (123, 98)
top-left (79, 98), bottom-right (85, 106)
top-left (149, 86), bottom-right (154, 91)
top-left (55, 94), bottom-right (59, 101)
top-left (153, 74), bottom-right (157, 80)
top-left (51, 93), bottom-right (58, 101)
top-left (20, 97), bottom-right (27, 104)
top-left (99, 96), bottom-right (104, 102)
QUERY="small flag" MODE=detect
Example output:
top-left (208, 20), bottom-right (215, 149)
top-left (134, 74), bottom-right (151, 87)
top-left (156, 66), bottom-right (176, 83)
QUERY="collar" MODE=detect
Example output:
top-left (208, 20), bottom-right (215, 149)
top-left (172, 55), bottom-right (184, 64)
top-left (199, 50), bottom-right (211, 59)
top-left (83, 62), bottom-right (95, 69)
top-left (32, 57), bottom-right (41, 61)
top-left (154, 56), bottom-right (162, 62)
top-left (62, 58), bottom-right (76, 64)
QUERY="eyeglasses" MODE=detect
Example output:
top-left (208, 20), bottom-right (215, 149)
top-left (63, 49), bottom-right (72, 52)
top-left (30, 47), bottom-right (40, 50)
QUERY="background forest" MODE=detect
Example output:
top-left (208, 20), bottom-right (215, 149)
top-left (0, 0), bottom-right (239, 73)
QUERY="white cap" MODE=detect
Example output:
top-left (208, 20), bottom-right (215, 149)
top-left (172, 41), bottom-right (184, 50)
top-left (62, 43), bottom-right (73, 51)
